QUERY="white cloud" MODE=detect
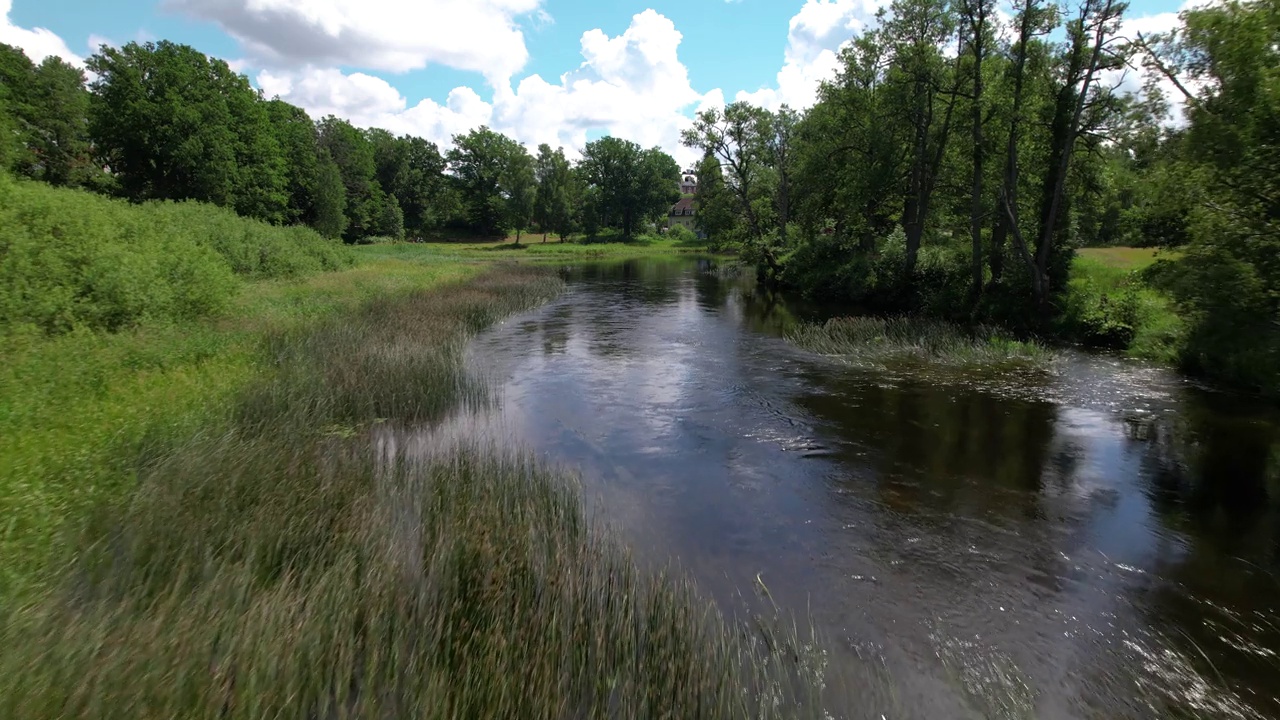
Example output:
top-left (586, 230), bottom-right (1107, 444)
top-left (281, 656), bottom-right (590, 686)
top-left (737, 0), bottom-right (886, 110)
top-left (0, 0), bottom-right (83, 65)
top-left (166, 0), bottom-right (543, 84)
top-left (260, 10), bottom-right (716, 167)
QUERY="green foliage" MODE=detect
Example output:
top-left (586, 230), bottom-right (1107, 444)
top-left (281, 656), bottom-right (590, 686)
top-left (533, 144), bottom-right (576, 240)
top-left (87, 41), bottom-right (288, 221)
top-left (317, 116), bottom-right (381, 242)
top-left (1138, 0), bottom-right (1280, 394)
top-left (1, 265), bottom-right (826, 717)
top-left (667, 223), bottom-right (698, 244)
top-left (447, 126), bottom-right (530, 237)
top-left (579, 136), bottom-right (680, 238)
top-left (312, 150), bottom-right (348, 239)
top-left (0, 175), bottom-right (351, 334)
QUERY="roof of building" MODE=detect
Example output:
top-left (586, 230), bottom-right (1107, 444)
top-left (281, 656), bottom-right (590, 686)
top-left (669, 196), bottom-right (696, 216)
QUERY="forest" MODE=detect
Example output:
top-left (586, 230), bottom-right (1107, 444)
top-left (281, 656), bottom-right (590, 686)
top-left (0, 39), bottom-right (682, 246)
top-left (684, 0), bottom-right (1279, 394)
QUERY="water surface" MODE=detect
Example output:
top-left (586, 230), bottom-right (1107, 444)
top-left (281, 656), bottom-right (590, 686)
top-left (464, 258), bottom-right (1280, 719)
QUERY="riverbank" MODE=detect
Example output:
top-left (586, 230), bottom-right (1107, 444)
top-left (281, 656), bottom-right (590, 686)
top-left (1, 246), bottom-right (824, 717)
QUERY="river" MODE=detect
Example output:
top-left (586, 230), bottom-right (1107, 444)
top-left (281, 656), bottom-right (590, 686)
top-left (459, 257), bottom-right (1280, 719)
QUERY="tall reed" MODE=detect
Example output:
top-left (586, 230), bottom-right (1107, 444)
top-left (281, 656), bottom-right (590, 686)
top-left (1, 264), bottom-right (829, 719)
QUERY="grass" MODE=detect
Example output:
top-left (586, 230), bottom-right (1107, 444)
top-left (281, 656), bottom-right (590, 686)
top-left (0, 253), bottom-right (485, 597)
top-left (1063, 250), bottom-right (1186, 363)
top-left (1075, 246), bottom-right (1174, 271)
top-left (2, 235), bottom-right (828, 716)
top-left (788, 316), bottom-right (1052, 369)
top-left (382, 229), bottom-right (716, 262)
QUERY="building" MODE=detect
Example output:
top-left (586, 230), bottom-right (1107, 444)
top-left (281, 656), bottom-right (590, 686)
top-left (667, 171), bottom-right (698, 233)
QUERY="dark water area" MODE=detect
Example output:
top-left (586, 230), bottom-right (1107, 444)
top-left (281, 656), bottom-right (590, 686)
top-left (461, 257), bottom-right (1280, 719)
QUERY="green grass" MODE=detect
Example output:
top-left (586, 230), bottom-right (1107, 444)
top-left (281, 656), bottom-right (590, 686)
top-left (0, 253), bottom-right (486, 597)
top-left (375, 229), bottom-right (716, 262)
top-left (0, 261), bottom-right (827, 718)
top-left (1075, 246), bottom-right (1170, 271)
top-left (1, 220), bottom-right (828, 717)
top-left (1063, 250), bottom-right (1185, 362)
top-left (788, 316), bottom-right (1052, 369)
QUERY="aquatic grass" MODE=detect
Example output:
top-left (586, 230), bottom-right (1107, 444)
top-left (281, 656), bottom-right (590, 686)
top-left (788, 316), bottom-right (1051, 369)
top-left (2, 261), bottom-right (831, 719)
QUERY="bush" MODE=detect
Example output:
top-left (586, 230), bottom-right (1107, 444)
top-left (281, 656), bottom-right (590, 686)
top-left (667, 224), bottom-right (698, 244)
top-left (0, 176), bottom-right (353, 333)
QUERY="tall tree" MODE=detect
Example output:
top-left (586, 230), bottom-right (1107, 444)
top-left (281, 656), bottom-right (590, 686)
top-left (318, 115), bottom-right (381, 242)
top-left (958, 0), bottom-right (998, 297)
top-left (1003, 0), bottom-right (1127, 311)
top-left (447, 126), bottom-right (528, 237)
top-left (87, 41), bottom-right (287, 220)
top-left (28, 57), bottom-right (92, 187)
top-left (533, 144), bottom-right (574, 242)
top-left (882, 0), bottom-right (960, 273)
top-left (265, 99), bottom-right (319, 226)
top-left (502, 143), bottom-right (536, 243)
top-left (578, 136), bottom-right (679, 238)
top-left (312, 149), bottom-right (348, 239)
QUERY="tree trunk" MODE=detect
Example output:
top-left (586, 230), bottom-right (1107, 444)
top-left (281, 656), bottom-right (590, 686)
top-left (968, 5), bottom-right (987, 301)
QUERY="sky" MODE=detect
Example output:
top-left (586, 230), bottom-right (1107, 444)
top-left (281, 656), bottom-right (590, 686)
top-left (3, 0), bottom-right (1189, 167)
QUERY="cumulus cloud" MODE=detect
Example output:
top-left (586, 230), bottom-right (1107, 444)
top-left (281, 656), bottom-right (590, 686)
top-left (737, 0), bottom-right (886, 110)
top-left (0, 0), bottom-right (82, 65)
top-left (166, 0), bottom-right (543, 83)
top-left (260, 10), bottom-right (715, 166)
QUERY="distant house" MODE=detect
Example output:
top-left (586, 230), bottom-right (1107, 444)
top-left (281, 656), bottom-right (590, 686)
top-left (667, 172), bottom-right (699, 234)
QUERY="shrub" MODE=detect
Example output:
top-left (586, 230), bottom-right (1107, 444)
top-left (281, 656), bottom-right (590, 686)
top-left (0, 176), bottom-right (353, 333)
top-left (668, 224), bottom-right (698, 244)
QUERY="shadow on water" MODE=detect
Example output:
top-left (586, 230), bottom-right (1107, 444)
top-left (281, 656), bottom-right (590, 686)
top-left (465, 258), bottom-right (1280, 719)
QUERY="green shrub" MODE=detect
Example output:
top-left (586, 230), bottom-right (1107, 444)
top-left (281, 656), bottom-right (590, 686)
top-left (667, 224), bottom-right (698, 244)
top-left (0, 176), bottom-right (353, 333)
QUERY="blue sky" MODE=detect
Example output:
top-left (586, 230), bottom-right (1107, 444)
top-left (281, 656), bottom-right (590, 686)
top-left (3, 0), bottom-right (1187, 164)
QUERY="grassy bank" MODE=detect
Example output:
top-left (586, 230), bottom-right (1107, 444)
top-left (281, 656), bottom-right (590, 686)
top-left (2, 239), bottom-right (825, 715)
top-left (373, 229), bottom-right (716, 263)
top-left (0, 250), bottom-right (484, 596)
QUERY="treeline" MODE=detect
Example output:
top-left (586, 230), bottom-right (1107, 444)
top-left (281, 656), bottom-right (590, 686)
top-left (683, 0), bottom-right (1279, 392)
top-left (0, 41), bottom-right (681, 244)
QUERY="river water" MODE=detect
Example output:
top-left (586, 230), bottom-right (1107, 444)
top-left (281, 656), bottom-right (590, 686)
top-left (460, 257), bottom-right (1280, 719)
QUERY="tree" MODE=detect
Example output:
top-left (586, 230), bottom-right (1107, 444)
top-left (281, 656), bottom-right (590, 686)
top-left (765, 106), bottom-right (800, 247)
top-left (0, 43), bottom-right (36, 175)
top-left (578, 136), bottom-right (680, 238)
top-left (1002, 0), bottom-right (1128, 311)
top-left (318, 115), bottom-right (380, 242)
top-left (266, 99), bottom-right (320, 226)
top-left (1135, 0), bottom-right (1280, 389)
top-left (87, 41), bottom-right (287, 220)
top-left (313, 149), bottom-right (348, 239)
top-left (447, 126), bottom-right (528, 237)
top-left (692, 152), bottom-right (737, 246)
top-left (502, 143), bottom-right (536, 243)
top-left (958, 0), bottom-right (999, 297)
top-left (534, 144), bottom-right (574, 242)
top-left (882, 0), bottom-right (960, 273)
top-left (28, 56), bottom-right (92, 187)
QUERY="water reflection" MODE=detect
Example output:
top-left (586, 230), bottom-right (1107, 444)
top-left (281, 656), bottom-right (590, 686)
top-left (467, 258), bottom-right (1280, 719)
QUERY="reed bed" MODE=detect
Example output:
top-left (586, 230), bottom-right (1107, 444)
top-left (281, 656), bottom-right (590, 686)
top-left (1, 264), bottom-right (828, 719)
top-left (788, 316), bottom-right (1051, 369)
